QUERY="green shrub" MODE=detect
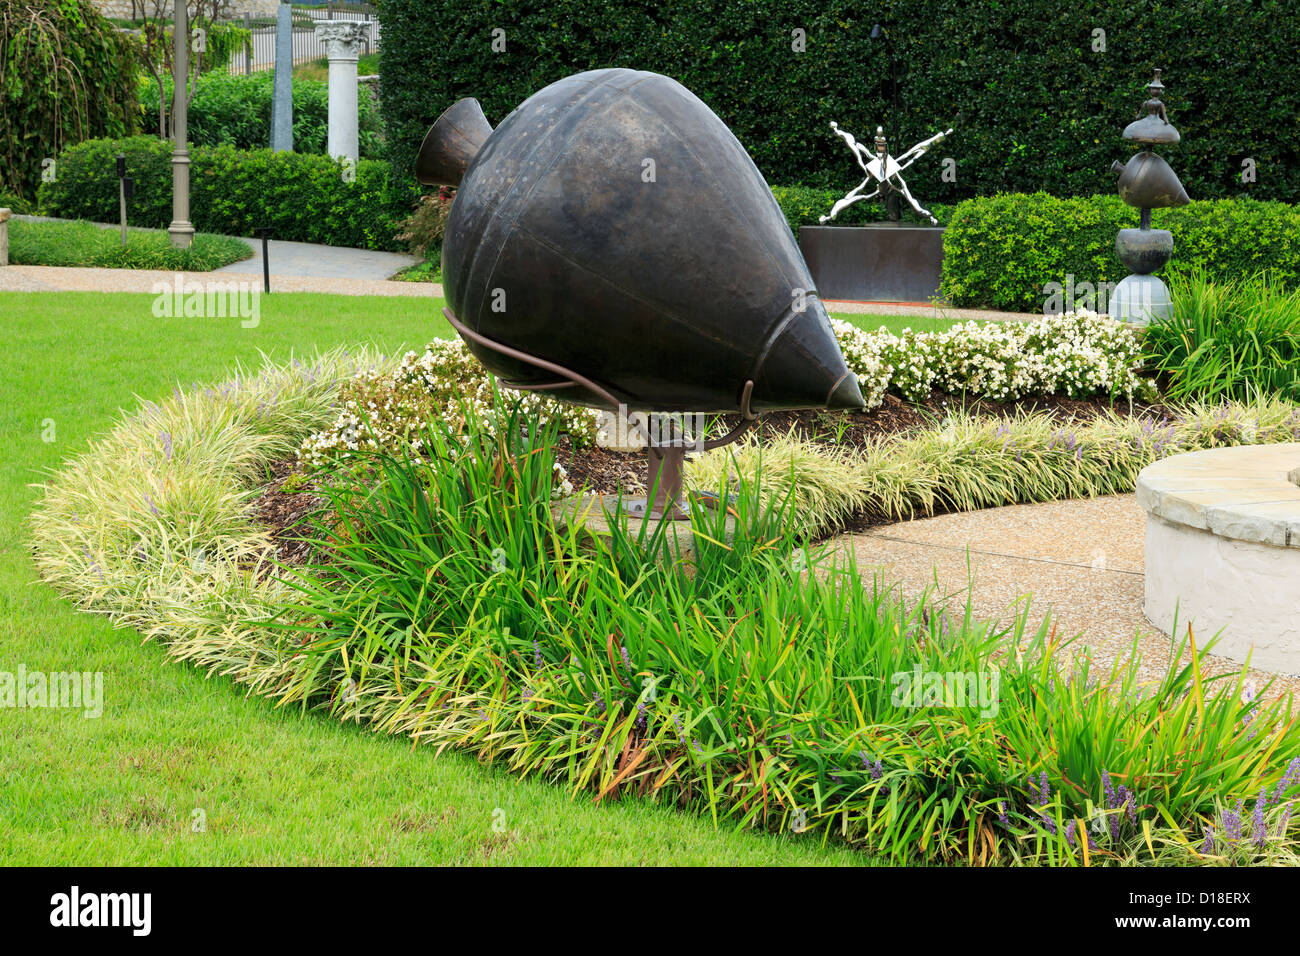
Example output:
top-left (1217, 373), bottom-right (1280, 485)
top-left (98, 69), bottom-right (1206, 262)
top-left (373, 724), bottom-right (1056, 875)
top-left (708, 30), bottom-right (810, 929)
top-left (38, 135), bottom-right (411, 251)
top-left (378, 0), bottom-right (1300, 204)
top-left (0, 0), bottom-right (138, 201)
top-left (0, 191), bottom-right (33, 214)
top-left (7, 218), bottom-right (251, 270)
top-left (1143, 268), bottom-right (1300, 401)
top-left (393, 185), bottom-right (453, 258)
top-left (940, 193), bottom-right (1300, 313)
top-left (136, 72), bottom-right (384, 158)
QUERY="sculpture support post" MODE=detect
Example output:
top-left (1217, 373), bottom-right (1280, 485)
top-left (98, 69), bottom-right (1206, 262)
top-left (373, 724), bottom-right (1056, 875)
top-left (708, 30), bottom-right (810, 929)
top-left (168, 0), bottom-right (194, 249)
top-left (314, 22), bottom-right (366, 164)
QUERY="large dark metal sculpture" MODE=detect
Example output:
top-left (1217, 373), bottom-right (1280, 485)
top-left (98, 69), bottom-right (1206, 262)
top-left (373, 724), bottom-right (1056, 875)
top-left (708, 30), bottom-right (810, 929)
top-left (416, 68), bottom-right (865, 517)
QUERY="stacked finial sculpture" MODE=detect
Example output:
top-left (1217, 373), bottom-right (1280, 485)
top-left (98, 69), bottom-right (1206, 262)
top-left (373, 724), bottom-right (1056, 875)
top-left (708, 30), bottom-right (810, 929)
top-left (1108, 69), bottom-right (1189, 325)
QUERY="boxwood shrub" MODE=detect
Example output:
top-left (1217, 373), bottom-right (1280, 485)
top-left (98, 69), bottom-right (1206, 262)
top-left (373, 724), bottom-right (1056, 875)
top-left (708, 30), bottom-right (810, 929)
top-left (39, 136), bottom-right (413, 251)
top-left (940, 193), bottom-right (1300, 313)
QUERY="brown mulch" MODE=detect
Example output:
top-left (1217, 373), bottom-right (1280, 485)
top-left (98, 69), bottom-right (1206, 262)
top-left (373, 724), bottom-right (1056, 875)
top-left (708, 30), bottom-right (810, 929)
top-left (249, 458), bottom-right (328, 565)
top-left (252, 392), bottom-right (1174, 560)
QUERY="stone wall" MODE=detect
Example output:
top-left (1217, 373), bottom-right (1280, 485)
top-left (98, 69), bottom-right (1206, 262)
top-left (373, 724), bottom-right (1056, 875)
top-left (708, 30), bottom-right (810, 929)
top-left (92, 0), bottom-right (281, 20)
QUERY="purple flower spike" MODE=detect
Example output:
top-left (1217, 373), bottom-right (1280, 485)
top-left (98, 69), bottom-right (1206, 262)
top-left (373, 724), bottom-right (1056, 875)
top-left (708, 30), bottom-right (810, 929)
top-left (998, 801), bottom-right (1009, 828)
top-left (1200, 827), bottom-right (1215, 855)
top-left (1253, 789), bottom-right (1269, 851)
top-left (1274, 757), bottom-right (1300, 803)
top-left (1064, 819), bottom-right (1077, 846)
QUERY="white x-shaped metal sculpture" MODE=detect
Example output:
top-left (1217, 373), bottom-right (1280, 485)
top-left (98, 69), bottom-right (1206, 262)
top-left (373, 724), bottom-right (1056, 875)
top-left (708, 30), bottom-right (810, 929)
top-left (820, 122), bottom-right (953, 226)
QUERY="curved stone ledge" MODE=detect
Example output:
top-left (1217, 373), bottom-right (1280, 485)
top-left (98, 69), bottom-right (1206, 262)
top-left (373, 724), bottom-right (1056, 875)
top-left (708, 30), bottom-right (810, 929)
top-left (1136, 443), bottom-right (1300, 548)
top-left (1139, 443), bottom-right (1300, 674)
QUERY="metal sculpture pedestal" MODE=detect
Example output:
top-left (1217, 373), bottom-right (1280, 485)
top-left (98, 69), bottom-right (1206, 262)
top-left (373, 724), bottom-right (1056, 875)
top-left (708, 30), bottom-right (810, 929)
top-left (799, 224), bottom-right (944, 302)
top-left (444, 307), bottom-right (759, 521)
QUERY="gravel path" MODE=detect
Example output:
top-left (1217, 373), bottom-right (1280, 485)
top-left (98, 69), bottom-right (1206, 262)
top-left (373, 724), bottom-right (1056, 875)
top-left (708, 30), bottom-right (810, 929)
top-left (835, 494), bottom-right (1300, 702)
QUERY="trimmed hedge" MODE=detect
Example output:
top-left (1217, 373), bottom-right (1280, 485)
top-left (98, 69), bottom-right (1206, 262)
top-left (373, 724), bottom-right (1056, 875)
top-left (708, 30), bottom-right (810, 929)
top-left (136, 73), bottom-right (385, 158)
top-left (378, 0), bottom-right (1299, 205)
top-left (941, 193), bottom-right (1300, 313)
top-left (38, 136), bottom-right (411, 251)
top-left (0, 0), bottom-right (138, 201)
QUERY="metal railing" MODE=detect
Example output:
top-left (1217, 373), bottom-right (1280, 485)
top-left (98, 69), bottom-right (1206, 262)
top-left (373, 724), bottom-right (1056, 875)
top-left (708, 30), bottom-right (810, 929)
top-left (222, 4), bottom-right (377, 75)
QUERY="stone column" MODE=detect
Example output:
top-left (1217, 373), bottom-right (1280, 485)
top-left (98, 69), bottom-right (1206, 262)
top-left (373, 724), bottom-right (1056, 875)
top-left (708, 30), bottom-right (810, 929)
top-left (270, 3), bottom-right (294, 152)
top-left (0, 208), bottom-right (10, 266)
top-left (313, 22), bottom-right (366, 164)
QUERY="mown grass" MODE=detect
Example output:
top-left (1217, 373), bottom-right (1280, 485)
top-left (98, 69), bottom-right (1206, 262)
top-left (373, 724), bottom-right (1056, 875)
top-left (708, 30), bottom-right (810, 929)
top-left (8, 219), bottom-right (253, 271)
top-left (0, 291), bottom-right (865, 865)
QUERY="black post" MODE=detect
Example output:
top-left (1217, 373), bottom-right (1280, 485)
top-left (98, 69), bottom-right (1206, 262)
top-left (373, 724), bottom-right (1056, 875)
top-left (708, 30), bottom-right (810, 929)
top-left (254, 227), bottom-right (272, 293)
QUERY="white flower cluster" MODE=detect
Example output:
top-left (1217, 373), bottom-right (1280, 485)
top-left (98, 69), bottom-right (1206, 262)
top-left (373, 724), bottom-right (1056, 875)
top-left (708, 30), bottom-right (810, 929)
top-left (297, 340), bottom-right (587, 497)
top-left (832, 311), bottom-right (1156, 404)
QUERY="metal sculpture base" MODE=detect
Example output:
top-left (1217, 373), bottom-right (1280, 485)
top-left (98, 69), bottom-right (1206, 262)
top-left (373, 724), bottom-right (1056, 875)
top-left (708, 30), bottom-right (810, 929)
top-left (443, 307), bottom-right (760, 520)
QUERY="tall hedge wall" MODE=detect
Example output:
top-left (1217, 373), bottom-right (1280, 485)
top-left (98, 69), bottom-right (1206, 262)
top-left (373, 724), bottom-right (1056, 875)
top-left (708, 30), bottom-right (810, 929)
top-left (378, 0), bottom-right (1299, 205)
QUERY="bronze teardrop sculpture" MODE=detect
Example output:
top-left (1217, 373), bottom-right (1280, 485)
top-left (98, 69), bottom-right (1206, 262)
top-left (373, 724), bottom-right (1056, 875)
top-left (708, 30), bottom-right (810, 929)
top-left (1111, 151), bottom-right (1190, 209)
top-left (416, 68), bottom-right (865, 414)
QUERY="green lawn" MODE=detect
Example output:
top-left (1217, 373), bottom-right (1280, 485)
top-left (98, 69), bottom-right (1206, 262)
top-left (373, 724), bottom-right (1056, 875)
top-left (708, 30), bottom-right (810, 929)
top-left (0, 291), bottom-right (876, 865)
top-left (8, 219), bottom-right (252, 271)
top-left (831, 311), bottom-right (969, 335)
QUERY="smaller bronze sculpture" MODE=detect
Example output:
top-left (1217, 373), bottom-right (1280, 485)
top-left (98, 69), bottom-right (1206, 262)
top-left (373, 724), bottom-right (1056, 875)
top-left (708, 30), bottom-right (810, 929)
top-left (1108, 70), bottom-right (1188, 324)
top-left (821, 122), bottom-right (953, 225)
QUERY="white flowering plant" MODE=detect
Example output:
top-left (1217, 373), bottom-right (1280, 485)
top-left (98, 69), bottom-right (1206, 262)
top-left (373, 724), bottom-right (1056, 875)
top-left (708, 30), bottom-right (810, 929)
top-left (832, 311), bottom-right (1157, 406)
top-left (300, 313), bottom-right (1155, 482)
top-left (297, 341), bottom-right (583, 496)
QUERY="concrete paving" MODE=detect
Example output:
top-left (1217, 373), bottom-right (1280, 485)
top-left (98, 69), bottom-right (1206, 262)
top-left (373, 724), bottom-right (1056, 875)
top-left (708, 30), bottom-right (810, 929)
top-left (5, 214), bottom-right (420, 283)
top-left (215, 237), bottom-right (419, 281)
top-left (835, 494), bottom-right (1300, 699)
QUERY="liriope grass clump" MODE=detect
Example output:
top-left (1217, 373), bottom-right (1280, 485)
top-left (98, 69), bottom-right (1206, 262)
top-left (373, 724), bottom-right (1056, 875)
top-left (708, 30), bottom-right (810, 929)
top-left (28, 348), bottom-right (396, 689)
top-left (268, 403), bottom-right (1300, 865)
top-left (689, 398), bottom-right (1300, 537)
top-left (27, 357), bottom-right (1300, 866)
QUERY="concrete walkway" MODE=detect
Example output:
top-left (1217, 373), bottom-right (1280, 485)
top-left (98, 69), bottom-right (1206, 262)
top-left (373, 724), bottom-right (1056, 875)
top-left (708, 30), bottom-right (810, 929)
top-left (835, 494), bottom-right (1300, 700)
top-left (215, 237), bottom-right (419, 281)
top-left (6, 214), bottom-right (420, 282)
